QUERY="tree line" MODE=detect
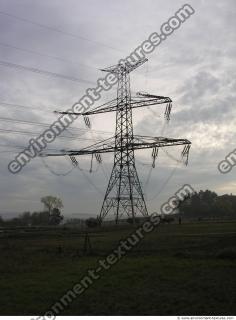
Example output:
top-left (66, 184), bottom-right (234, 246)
top-left (0, 196), bottom-right (64, 227)
top-left (1, 190), bottom-right (235, 227)
top-left (178, 190), bottom-right (236, 219)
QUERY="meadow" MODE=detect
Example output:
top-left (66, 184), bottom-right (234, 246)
top-left (0, 221), bottom-right (236, 315)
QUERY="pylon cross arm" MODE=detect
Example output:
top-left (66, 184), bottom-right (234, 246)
top-left (100, 58), bottom-right (148, 74)
top-left (40, 135), bottom-right (191, 158)
top-left (54, 94), bottom-right (171, 117)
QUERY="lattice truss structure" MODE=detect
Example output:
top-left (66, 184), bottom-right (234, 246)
top-left (41, 58), bottom-right (191, 223)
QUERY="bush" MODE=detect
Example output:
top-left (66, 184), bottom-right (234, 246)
top-left (126, 218), bottom-right (140, 224)
top-left (85, 218), bottom-right (100, 228)
top-left (161, 216), bottom-right (175, 224)
top-left (216, 248), bottom-right (236, 260)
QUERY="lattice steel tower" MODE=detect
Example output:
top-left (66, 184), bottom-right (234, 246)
top-left (99, 60), bottom-right (148, 223)
top-left (42, 58), bottom-right (191, 224)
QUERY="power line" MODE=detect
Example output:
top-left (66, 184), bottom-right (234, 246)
top-left (147, 164), bottom-right (179, 202)
top-left (0, 127), bottom-right (99, 141)
top-left (0, 41), bottom-right (97, 71)
top-left (0, 115), bottom-right (112, 136)
top-left (0, 150), bottom-right (21, 153)
top-left (0, 60), bottom-right (94, 85)
top-left (0, 144), bottom-right (65, 155)
top-left (0, 10), bottom-right (122, 53)
top-left (0, 143), bottom-right (57, 150)
top-left (0, 101), bottom-right (56, 112)
top-left (40, 156), bottom-right (75, 176)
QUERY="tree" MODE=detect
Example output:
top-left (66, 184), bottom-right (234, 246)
top-left (85, 218), bottom-right (99, 228)
top-left (178, 189), bottom-right (236, 219)
top-left (31, 211), bottom-right (50, 226)
top-left (49, 208), bottom-right (64, 225)
top-left (19, 211), bottom-right (31, 226)
top-left (213, 197), bottom-right (234, 217)
top-left (41, 196), bottom-right (63, 215)
top-left (40, 196), bottom-right (64, 226)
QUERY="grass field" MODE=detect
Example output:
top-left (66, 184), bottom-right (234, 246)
top-left (0, 221), bottom-right (236, 315)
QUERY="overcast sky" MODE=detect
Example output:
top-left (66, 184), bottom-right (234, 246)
top-left (0, 0), bottom-right (235, 220)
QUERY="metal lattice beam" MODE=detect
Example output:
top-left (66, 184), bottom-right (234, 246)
top-left (41, 58), bottom-right (191, 224)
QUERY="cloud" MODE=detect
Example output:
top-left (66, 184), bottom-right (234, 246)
top-left (0, 0), bottom-right (236, 217)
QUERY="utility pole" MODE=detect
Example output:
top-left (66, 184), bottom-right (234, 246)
top-left (42, 58), bottom-right (191, 224)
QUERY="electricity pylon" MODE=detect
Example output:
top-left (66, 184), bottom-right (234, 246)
top-left (42, 58), bottom-right (191, 224)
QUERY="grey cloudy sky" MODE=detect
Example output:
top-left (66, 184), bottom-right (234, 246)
top-left (0, 0), bottom-right (235, 219)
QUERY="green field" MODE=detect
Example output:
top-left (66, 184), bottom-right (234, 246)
top-left (0, 221), bottom-right (236, 315)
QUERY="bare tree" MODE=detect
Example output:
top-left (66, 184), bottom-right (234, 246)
top-left (41, 196), bottom-right (63, 215)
